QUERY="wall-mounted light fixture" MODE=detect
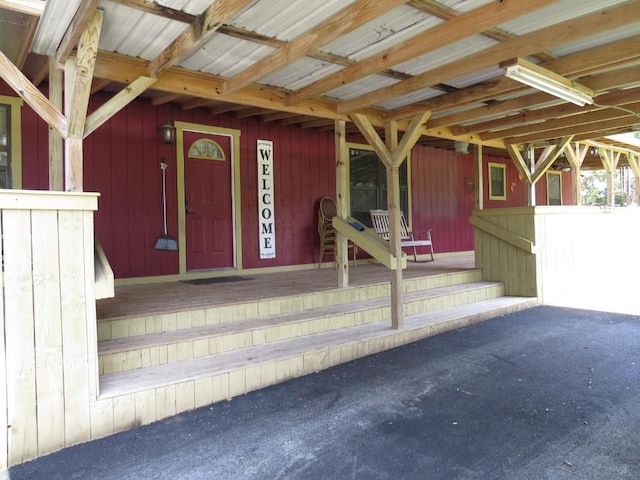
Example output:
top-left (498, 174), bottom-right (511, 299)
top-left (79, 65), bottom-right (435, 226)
top-left (160, 122), bottom-right (176, 144)
top-left (501, 58), bottom-right (596, 107)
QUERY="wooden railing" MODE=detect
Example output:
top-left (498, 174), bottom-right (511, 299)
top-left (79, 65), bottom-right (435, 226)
top-left (472, 206), bottom-right (640, 310)
top-left (0, 190), bottom-right (99, 468)
top-left (332, 216), bottom-right (407, 270)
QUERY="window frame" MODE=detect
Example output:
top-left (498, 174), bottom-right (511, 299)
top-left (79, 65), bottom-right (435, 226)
top-left (546, 170), bottom-right (563, 205)
top-left (488, 162), bottom-right (506, 201)
top-left (346, 142), bottom-right (412, 227)
top-left (0, 95), bottom-right (23, 189)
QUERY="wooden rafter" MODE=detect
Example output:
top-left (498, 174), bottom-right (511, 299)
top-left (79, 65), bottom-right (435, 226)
top-left (0, 0), bottom-right (44, 16)
top-left (286, 0), bottom-right (559, 105)
top-left (454, 88), bottom-right (640, 137)
top-left (388, 35), bottom-right (640, 123)
top-left (148, 0), bottom-right (253, 78)
top-left (151, 92), bottom-right (183, 106)
top-left (482, 103), bottom-right (640, 141)
top-left (336, 1), bottom-right (640, 113)
top-left (223, 0), bottom-right (410, 94)
top-left (506, 116), bottom-right (640, 145)
top-left (107, 0), bottom-right (196, 24)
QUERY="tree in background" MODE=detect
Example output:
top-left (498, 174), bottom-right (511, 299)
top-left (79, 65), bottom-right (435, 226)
top-left (581, 168), bottom-right (635, 206)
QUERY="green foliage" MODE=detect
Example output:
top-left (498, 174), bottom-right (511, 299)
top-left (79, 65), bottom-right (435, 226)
top-left (581, 169), bottom-right (634, 206)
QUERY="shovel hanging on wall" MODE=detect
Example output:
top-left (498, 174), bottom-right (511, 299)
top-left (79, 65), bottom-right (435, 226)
top-left (155, 159), bottom-right (178, 251)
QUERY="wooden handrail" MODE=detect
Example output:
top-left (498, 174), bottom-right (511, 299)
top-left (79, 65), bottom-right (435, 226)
top-left (470, 216), bottom-right (537, 254)
top-left (332, 216), bottom-right (407, 270)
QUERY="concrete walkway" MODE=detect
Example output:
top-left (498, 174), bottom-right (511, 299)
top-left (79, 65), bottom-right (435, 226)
top-left (10, 306), bottom-right (640, 479)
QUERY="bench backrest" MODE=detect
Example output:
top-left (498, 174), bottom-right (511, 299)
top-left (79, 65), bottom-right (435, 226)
top-left (370, 209), bottom-right (411, 240)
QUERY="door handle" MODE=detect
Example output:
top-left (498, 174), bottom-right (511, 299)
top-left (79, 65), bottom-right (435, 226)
top-left (186, 208), bottom-right (195, 215)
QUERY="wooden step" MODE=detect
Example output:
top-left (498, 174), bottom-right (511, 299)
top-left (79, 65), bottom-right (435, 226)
top-left (98, 281), bottom-right (504, 374)
top-left (99, 296), bottom-right (538, 401)
top-left (96, 269), bottom-right (484, 342)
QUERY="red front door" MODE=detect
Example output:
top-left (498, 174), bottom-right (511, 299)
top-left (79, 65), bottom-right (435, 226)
top-left (183, 131), bottom-right (234, 270)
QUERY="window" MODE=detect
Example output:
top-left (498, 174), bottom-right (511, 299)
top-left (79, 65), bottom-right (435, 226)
top-left (488, 162), bottom-right (506, 200)
top-left (349, 145), bottom-right (409, 227)
top-left (0, 96), bottom-right (22, 189)
top-left (0, 104), bottom-right (10, 188)
top-left (547, 171), bottom-right (562, 205)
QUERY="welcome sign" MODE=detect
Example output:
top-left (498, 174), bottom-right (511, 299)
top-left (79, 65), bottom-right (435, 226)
top-left (257, 139), bottom-right (276, 259)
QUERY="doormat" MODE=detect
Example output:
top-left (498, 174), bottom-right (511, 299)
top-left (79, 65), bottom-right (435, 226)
top-left (182, 276), bottom-right (254, 286)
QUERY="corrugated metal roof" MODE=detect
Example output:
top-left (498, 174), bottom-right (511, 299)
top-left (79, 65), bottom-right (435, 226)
top-left (498, 0), bottom-right (628, 36)
top-left (180, 33), bottom-right (273, 77)
top-left (228, 0), bottom-right (355, 42)
top-left (98, 2), bottom-right (182, 59)
top-left (7, 0), bottom-right (640, 151)
top-left (394, 35), bottom-right (498, 76)
top-left (320, 5), bottom-right (441, 61)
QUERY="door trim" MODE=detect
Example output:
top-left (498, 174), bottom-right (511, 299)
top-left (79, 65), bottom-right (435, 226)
top-left (175, 121), bottom-right (242, 274)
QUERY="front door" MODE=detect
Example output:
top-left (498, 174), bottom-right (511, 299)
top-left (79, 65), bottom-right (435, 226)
top-left (183, 131), bottom-right (234, 270)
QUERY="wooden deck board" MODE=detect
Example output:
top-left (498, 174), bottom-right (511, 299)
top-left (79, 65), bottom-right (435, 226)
top-left (99, 296), bottom-right (536, 398)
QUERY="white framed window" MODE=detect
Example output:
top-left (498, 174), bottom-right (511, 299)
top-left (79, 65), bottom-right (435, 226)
top-left (547, 171), bottom-right (562, 205)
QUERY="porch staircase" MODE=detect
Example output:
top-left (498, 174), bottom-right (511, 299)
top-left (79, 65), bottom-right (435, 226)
top-left (96, 269), bottom-right (537, 428)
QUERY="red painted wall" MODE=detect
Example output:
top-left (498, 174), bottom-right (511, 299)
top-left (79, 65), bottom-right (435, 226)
top-left (2, 81), bottom-right (573, 278)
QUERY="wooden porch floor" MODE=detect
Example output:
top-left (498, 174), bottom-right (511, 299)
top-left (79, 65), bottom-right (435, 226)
top-left (97, 255), bottom-right (475, 321)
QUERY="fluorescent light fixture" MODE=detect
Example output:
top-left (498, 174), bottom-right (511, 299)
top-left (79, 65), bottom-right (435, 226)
top-left (501, 58), bottom-right (596, 107)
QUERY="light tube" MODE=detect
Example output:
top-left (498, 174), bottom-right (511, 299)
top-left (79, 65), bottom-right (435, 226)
top-left (502, 58), bottom-right (595, 107)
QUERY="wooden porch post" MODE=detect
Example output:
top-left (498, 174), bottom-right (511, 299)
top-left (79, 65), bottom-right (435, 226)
top-left (385, 121), bottom-right (403, 329)
top-left (627, 153), bottom-right (640, 206)
top-left (335, 120), bottom-right (350, 287)
top-left (349, 112), bottom-right (430, 330)
top-left (48, 58), bottom-right (63, 191)
top-left (63, 10), bottom-right (103, 192)
top-left (599, 149), bottom-right (621, 206)
top-left (564, 143), bottom-right (588, 205)
top-left (475, 143), bottom-right (483, 210)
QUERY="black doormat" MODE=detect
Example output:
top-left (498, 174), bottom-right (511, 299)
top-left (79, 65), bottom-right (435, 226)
top-left (182, 276), bottom-right (254, 286)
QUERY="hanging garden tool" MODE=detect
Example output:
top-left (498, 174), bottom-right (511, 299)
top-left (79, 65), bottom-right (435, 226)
top-left (154, 159), bottom-right (178, 251)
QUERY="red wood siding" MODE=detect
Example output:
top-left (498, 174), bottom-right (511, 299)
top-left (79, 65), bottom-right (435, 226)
top-left (3, 80), bottom-right (572, 279)
top-left (410, 147), bottom-right (476, 253)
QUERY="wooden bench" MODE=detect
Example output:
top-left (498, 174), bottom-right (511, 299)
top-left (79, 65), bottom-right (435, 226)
top-left (370, 209), bottom-right (434, 262)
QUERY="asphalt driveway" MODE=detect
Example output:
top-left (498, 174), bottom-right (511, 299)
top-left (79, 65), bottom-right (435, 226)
top-left (10, 306), bottom-right (640, 479)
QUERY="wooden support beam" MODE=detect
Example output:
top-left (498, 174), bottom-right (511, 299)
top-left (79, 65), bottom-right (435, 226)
top-left (335, 120), bottom-right (350, 288)
top-left (66, 9), bottom-right (103, 139)
top-left (48, 57), bottom-right (63, 191)
top-left (599, 149), bottom-right (621, 206)
top-left (224, 0), bottom-right (409, 94)
top-left (336, 1), bottom-right (640, 113)
top-left (564, 143), bottom-right (588, 205)
top-left (56, 0), bottom-right (99, 65)
top-left (391, 112), bottom-right (430, 166)
top-left (627, 154), bottom-right (640, 206)
top-left (349, 113), bottom-right (393, 167)
top-left (152, 92), bottom-right (183, 106)
top-left (108, 0), bottom-right (197, 24)
top-left (0, 49), bottom-right (66, 138)
top-left (530, 137), bottom-right (573, 185)
top-left (505, 144), bottom-right (532, 184)
top-left (287, 0), bottom-right (558, 105)
top-left (64, 9), bottom-right (103, 191)
top-left (385, 121), bottom-right (403, 330)
top-left (84, 76), bottom-right (157, 137)
top-left (475, 144), bottom-right (483, 210)
top-left (90, 78), bottom-right (111, 94)
top-left (148, 0), bottom-right (253, 77)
